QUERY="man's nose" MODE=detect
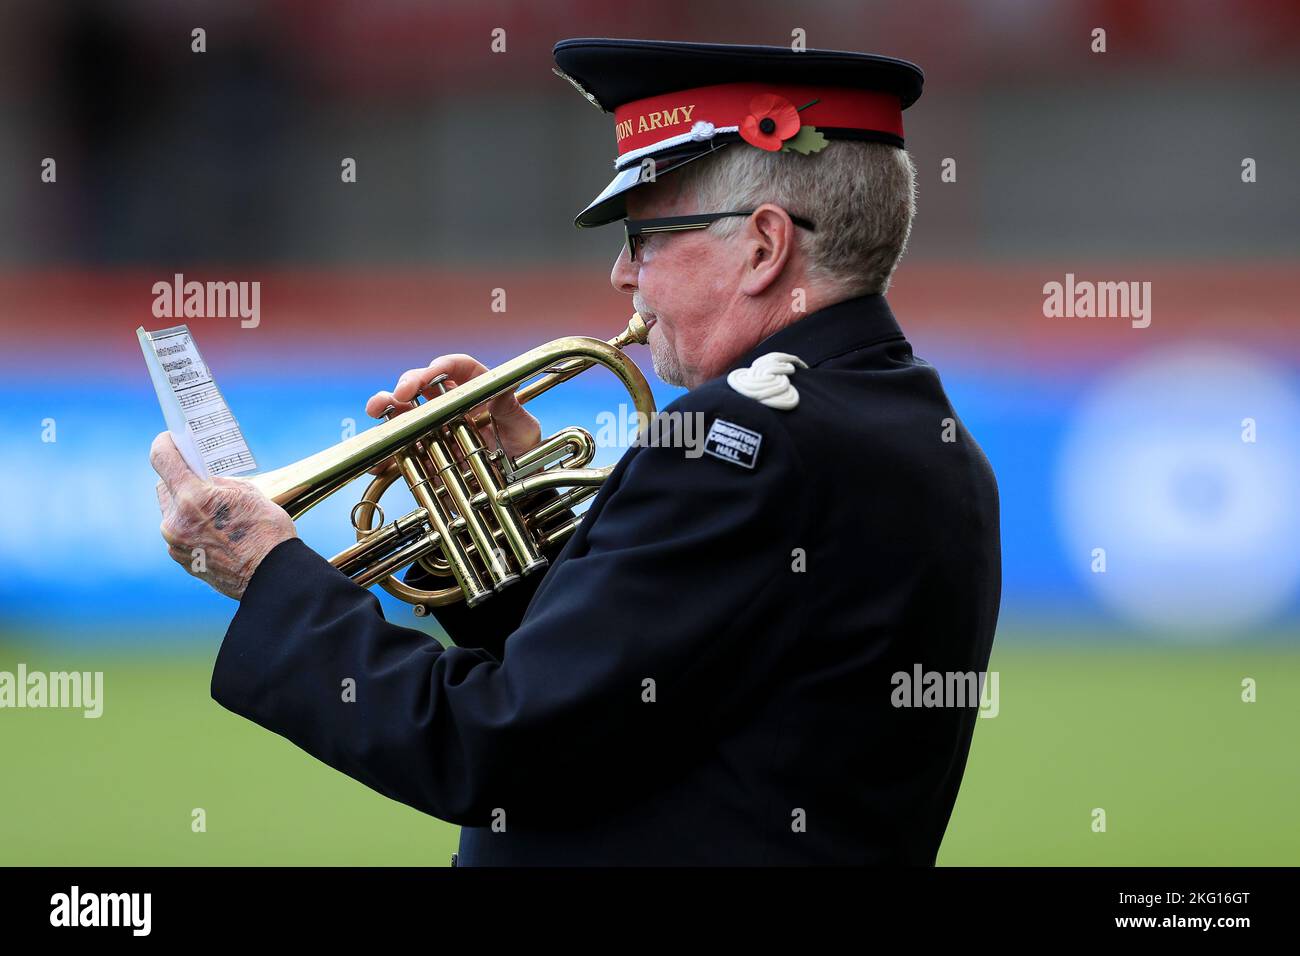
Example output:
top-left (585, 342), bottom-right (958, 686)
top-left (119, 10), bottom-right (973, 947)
top-left (610, 243), bottom-right (638, 295)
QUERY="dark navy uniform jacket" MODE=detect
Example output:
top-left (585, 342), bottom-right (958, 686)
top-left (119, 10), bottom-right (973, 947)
top-left (211, 292), bottom-right (1001, 865)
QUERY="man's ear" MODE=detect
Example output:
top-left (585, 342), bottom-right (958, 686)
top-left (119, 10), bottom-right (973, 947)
top-left (738, 203), bottom-right (797, 297)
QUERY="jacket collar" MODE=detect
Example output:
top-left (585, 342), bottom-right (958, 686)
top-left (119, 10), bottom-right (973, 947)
top-left (724, 292), bottom-right (905, 375)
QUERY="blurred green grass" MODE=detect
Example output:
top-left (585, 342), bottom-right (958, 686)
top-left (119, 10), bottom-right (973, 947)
top-left (1, 638), bottom-right (1296, 865)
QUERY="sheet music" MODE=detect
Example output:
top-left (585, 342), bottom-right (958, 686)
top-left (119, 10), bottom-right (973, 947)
top-left (137, 325), bottom-right (257, 479)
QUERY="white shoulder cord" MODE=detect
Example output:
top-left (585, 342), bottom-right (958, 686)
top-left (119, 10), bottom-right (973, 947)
top-left (726, 352), bottom-right (808, 410)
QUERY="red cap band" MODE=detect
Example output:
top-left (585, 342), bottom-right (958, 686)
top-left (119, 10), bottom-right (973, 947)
top-left (613, 81), bottom-right (904, 158)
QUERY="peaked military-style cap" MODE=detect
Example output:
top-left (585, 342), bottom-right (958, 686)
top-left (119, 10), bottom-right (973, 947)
top-left (552, 38), bottom-right (924, 228)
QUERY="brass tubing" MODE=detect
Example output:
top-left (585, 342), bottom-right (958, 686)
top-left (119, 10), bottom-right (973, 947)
top-left (452, 420), bottom-right (546, 576)
top-left (354, 531), bottom-right (442, 588)
top-left (511, 426), bottom-right (596, 477)
top-left (532, 485), bottom-right (600, 524)
top-left (425, 431), bottom-right (517, 591)
top-left (248, 317), bottom-right (653, 520)
top-left (331, 505), bottom-right (429, 573)
top-left (396, 447), bottom-right (490, 605)
top-left (509, 313), bottom-right (651, 408)
top-left (249, 314), bottom-right (655, 610)
top-left (540, 516), bottom-right (584, 549)
top-left (499, 465), bottom-right (612, 504)
top-left (348, 485), bottom-right (594, 592)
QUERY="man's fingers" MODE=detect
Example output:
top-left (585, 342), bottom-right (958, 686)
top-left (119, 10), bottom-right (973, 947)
top-left (371, 355), bottom-right (491, 420)
top-left (394, 354), bottom-right (492, 404)
top-left (424, 354), bottom-right (489, 386)
top-left (395, 357), bottom-right (478, 404)
top-left (486, 390), bottom-right (527, 421)
top-left (150, 432), bottom-right (203, 497)
top-left (366, 372), bottom-right (460, 419)
top-left (365, 390), bottom-right (400, 420)
top-left (392, 368), bottom-right (432, 405)
top-left (364, 352), bottom-right (537, 461)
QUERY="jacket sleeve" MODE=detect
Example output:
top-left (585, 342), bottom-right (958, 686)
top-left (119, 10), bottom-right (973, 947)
top-left (210, 390), bottom-right (808, 826)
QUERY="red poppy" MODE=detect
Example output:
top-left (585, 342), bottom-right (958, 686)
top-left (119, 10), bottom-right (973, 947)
top-left (739, 93), bottom-right (801, 151)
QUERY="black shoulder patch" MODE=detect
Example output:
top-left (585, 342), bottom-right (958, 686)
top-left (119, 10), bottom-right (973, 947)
top-left (703, 418), bottom-right (762, 469)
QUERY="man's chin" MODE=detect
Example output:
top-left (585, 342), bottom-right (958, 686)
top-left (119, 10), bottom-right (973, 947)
top-left (649, 333), bottom-right (687, 388)
top-left (651, 360), bottom-right (685, 388)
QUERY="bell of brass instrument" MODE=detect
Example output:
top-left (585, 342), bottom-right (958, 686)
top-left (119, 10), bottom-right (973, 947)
top-left (246, 314), bottom-right (655, 614)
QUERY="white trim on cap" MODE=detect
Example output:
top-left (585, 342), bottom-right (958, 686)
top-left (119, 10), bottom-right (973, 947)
top-left (613, 123), bottom-right (740, 170)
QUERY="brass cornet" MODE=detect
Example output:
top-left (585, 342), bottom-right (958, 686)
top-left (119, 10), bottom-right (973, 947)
top-left (247, 314), bottom-right (655, 614)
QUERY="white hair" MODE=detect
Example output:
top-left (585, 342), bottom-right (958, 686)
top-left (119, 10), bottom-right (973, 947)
top-left (668, 139), bottom-right (917, 296)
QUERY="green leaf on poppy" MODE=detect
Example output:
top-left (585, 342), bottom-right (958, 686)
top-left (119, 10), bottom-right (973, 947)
top-left (781, 126), bottom-right (829, 155)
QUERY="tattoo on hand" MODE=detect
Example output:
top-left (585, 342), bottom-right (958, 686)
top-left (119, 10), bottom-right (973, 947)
top-left (212, 501), bottom-right (248, 543)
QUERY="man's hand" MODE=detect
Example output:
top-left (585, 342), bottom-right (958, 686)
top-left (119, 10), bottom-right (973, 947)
top-left (151, 432), bottom-right (298, 600)
top-left (365, 354), bottom-right (542, 473)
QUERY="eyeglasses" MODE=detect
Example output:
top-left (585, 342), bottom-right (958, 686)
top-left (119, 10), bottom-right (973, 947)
top-left (623, 209), bottom-right (817, 262)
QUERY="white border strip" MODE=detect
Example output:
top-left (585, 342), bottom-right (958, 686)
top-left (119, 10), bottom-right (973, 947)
top-left (614, 125), bottom-right (740, 170)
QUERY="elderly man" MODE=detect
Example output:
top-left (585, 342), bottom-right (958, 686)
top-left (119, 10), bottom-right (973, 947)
top-left (152, 39), bottom-right (1001, 865)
